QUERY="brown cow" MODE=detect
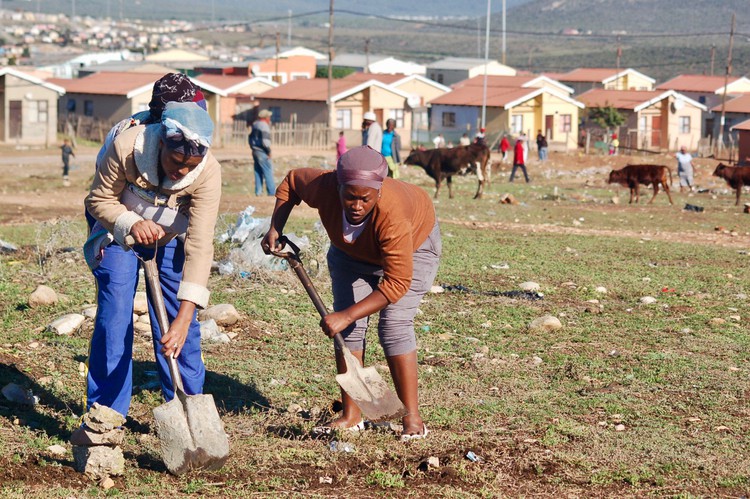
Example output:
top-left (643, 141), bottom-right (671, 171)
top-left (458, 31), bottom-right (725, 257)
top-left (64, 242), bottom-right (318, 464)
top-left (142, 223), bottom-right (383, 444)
top-left (712, 163), bottom-right (750, 206)
top-left (404, 144), bottom-right (491, 199)
top-left (608, 164), bottom-right (674, 205)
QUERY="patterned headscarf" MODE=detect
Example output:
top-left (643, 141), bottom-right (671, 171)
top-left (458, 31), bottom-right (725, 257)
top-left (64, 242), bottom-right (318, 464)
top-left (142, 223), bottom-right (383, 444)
top-left (336, 145), bottom-right (388, 190)
top-left (160, 102), bottom-right (214, 157)
top-left (148, 73), bottom-right (207, 121)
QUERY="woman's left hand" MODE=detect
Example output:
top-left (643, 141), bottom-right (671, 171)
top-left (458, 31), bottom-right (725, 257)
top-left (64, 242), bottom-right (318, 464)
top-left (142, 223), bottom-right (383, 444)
top-left (320, 311), bottom-right (352, 338)
top-left (160, 310), bottom-right (192, 358)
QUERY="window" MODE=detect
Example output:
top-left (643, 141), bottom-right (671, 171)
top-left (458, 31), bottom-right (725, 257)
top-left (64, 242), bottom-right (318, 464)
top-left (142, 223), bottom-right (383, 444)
top-left (698, 96), bottom-right (706, 104)
top-left (679, 116), bottom-right (690, 134)
top-left (441, 112), bottom-right (455, 127)
top-left (388, 109), bottom-right (404, 128)
top-left (28, 100), bottom-right (48, 123)
top-left (84, 100), bottom-right (94, 117)
top-left (638, 116), bottom-right (647, 134)
top-left (336, 109), bottom-right (352, 129)
top-left (559, 114), bottom-right (572, 133)
top-left (66, 98), bottom-right (76, 113)
top-left (269, 106), bottom-right (281, 124)
top-left (511, 114), bottom-right (523, 134)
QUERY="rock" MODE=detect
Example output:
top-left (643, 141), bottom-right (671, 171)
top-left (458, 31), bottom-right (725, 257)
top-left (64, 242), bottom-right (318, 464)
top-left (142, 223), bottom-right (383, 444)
top-left (82, 306), bottom-right (97, 319)
top-left (614, 424), bottom-right (626, 432)
top-left (132, 292), bottom-right (148, 315)
top-left (70, 426), bottom-right (125, 446)
top-left (133, 322), bottom-right (152, 336)
top-left (595, 286), bottom-right (607, 294)
top-left (200, 319), bottom-right (230, 343)
top-left (531, 355), bottom-right (544, 365)
top-left (499, 193), bottom-right (518, 205)
top-left (2, 383), bottom-right (38, 405)
top-left (73, 445), bottom-right (125, 478)
top-left (519, 281), bottom-right (540, 292)
top-left (198, 304), bottom-right (241, 326)
top-left (28, 341), bottom-right (40, 349)
top-left (47, 314), bottom-right (86, 335)
top-left (99, 477), bottom-right (115, 490)
top-left (47, 444), bottom-right (67, 456)
top-left (709, 318), bottom-right (726, 325)
top-left (528, 315), bottom-right (562, 332)
top-left (28, 285), bottom-right (58, 308)
top-left (137, 314), bottom-right (151, 325)
top-left (427, 456), bottom-right (440, 468)
top-left (640, 296), bottom-right (657, 305)
top-left (430, 285), bottom-right (445, 294)
top-left (611, 196), bottom-right (620, 204)
top-left (82, 403), bottom-right (126, 433)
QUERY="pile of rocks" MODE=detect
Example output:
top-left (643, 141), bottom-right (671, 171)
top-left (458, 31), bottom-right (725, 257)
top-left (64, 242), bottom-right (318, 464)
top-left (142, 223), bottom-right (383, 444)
top-left (71, 403), bottom-right (126, 482)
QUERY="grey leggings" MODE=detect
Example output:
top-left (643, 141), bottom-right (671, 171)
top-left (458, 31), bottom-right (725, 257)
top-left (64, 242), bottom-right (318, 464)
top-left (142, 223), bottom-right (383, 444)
top-left (327, 222), bottom-right (441, 357)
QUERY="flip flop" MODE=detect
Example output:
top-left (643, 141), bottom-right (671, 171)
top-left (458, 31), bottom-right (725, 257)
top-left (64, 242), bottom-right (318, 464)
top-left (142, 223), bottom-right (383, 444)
top-left (312, 419), bottom-right (366, 436)
top-left (400, 423), bottom-right (429, 442)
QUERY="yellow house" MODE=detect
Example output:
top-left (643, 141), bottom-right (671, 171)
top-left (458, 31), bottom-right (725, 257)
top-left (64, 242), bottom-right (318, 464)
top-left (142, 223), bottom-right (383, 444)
top-left (578, 89), bottom-right (706, 151)
top-left (0, 67), bottom-right (65, 145)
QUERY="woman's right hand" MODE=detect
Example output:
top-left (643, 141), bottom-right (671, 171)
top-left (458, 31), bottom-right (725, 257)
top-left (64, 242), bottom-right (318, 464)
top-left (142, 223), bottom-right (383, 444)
top-left (261, 227), bottom-right (282, 255)
top-left (130, 220), bottom-right (165, 246)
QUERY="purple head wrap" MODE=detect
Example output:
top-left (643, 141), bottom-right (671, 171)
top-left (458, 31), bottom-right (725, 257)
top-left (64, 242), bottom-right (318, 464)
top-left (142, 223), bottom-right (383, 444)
top-left (336, 145), bottom-right (388, 190)
top-left (148, 73), bottom-right (206, 121)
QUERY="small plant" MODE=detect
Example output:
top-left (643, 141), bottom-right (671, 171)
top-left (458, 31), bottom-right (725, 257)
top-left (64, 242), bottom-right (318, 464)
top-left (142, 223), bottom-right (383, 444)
top-left (365, 470), bottom-right (405, 489)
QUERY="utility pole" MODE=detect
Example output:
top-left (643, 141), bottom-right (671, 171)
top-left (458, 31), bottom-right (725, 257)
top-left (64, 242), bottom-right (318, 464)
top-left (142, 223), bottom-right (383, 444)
top-left (481, 0), bottom-right (491, 130)
top-left (616, 35), bottom-right (621, 73)
top-left (501, 0), bottom-right (506, 65)
top-left (326, 0), bottom-right (334, 130)
top-left (364, 38), bottom-right (370, 73)
top-left (275, 31), bottom-right (280, 83)
top-left (287, 10), bottom-right (292, 46)
top-left (710, 45), bottom-right (716, 76)
top-left (716, 13), bottom-right (735, 157)
top-left (477, 18), bottom-right (480, 59)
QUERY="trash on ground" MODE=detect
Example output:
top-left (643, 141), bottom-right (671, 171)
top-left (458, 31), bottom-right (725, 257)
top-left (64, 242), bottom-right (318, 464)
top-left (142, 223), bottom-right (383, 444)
top-left (2, 383), bottom-right (39, 405)
top-left (465, 451), bottom-right (483, 462)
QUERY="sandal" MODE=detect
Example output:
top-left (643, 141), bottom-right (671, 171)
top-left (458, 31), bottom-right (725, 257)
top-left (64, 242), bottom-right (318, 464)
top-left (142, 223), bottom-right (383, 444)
top-left (400, 423), bottom-right (429, 442)
top-left (312, 419), bottom-right (365, 436)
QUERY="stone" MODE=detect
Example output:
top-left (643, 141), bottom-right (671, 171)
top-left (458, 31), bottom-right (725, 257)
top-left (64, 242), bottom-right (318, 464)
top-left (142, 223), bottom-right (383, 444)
top-left (70, 426), bottom-right (125, 446)
top-left (28, 285), bottom-right (58, 308)
top-left (499, 193), bottom-right (518, 205)
top-left (709, 318), bottom-right (726, 325)
top-left (640, 296), bottom-right (657, 305)
top-left (47, 314), bottom-right (86, 335)
top-left (595, 286), bottom-right (607, 294)
top-left (614, 424), bottom-right (626, 432)
top-left (133, 322), bottom-right (153, 336)
top-left (73, 445), bottom-right (125, 478)
top-left (132, 291), bottom-right (148, 315)
top-left (427, 456), bottom-right (440, 468)
top-left (528, 315), bottom-right (562, 332)
top-left (82, 403), bottom-right (126, 433)
top-left (137, 314), bottom-right (151, 325)
top-left (198, 304), bottom-right (241, 326)
top-left (82, 306), bottom-right (97, 319)
top-left (430, 285), bottom-right (445, 294)
top-left (100, 477), bottom-right (115, 490)
top-left (200, 319), bottom-right (230, 343)
top-left (47, 444), bottom-right (67, 456)
top-left (519, 281), bottom-right (540, 292)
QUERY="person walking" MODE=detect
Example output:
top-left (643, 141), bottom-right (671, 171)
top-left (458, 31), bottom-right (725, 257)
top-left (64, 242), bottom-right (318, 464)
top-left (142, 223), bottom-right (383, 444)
top-left (82, 101), bottom-right (221, 422)
top-left (261, 145), bottom-right (441, 441)
top-left (510, 137), bottom-right (530, 183)
top-left (675, 146), bottom-right (694, 192)
top-left (61, 138), bottom-right (75, 186)
top-left (336, 131), bottom-right (347, 163)
top-left (362, 111), bottom-right (382, 153)
top-left (249, 109), bottom-right (276, 196)
top-left (536, 130), bottom-right (548, 162)
top-left (381, 118), bottom-right (401, 179)
top-left (499, 134), bottom-right (510, 163)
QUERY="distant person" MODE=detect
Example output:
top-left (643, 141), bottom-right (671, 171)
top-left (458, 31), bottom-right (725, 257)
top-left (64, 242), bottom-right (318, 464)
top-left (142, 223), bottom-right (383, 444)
top-left (499, 134), bottom-right (510, 163)
top-left (381, 118), bottom-right (401, 179)
top-left (675, 146), bottom-right (694, 193)
top-left (336, 131), bottom-right (347, 163)
top-left (609, 133), bottom-right (619, 155)
top-left (249, 109), bottom-right (276, 196)
top-left (362, 111), bottom-right (382, 153)
top-left (459, 133), bottom-right (471, 146)
top-left (446, 141), bottom-right (454, 148)
top-left (536, 130), bottom-right (548, 161)
top-left (61, 138), bottom-right (75, 187)
top-left (510, 137), bottom-right (529, 183)
top-left (474, 127), bottom-right (487, 147)
top-left (432, 134), bottom-right (445, 149)
top-left (519, 132), bottom-right (528, 164)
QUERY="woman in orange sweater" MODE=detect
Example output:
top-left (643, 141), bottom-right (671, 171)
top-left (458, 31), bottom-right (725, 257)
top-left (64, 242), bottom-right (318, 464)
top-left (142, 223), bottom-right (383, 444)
top-left (262, 145), bottom-right (441, 440)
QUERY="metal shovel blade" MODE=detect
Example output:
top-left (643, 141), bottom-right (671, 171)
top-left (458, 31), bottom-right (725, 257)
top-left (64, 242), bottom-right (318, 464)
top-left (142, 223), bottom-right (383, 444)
top-left (336, 346), bottom-right (408, 422)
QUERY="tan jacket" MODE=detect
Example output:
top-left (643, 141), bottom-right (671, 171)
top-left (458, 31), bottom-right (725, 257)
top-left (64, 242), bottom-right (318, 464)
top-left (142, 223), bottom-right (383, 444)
top-left (85, 124), bottom-right (222, 308)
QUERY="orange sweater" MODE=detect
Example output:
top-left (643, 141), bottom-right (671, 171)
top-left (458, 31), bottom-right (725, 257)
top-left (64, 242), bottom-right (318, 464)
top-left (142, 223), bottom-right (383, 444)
top-left (276, 168), bottom-right (436, 303)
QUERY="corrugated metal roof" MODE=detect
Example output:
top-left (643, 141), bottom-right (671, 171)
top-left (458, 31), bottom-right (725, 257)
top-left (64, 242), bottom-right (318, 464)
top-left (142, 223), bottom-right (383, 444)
top-left (657, 74), bottom-right (740, 93)
top-left (713, 93), bottom-right (750, 113)
top-left (46, 71), bottom-right (164, 96)
top-left (577, 89), bottom-right (664, 109)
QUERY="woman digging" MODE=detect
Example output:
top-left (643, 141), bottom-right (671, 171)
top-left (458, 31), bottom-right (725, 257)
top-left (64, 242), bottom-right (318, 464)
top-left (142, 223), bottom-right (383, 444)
top-left (261, 145), bottom-right (441, 441)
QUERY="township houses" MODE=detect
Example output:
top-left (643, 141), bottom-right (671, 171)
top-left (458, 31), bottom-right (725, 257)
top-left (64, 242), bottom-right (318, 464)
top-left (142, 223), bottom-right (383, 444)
top-left (545, 68), bottom-right (655, 95)
top-left (711, 94), bottom-right (750, 145)
top-left (191, 74), bottom-right (277, 124)
top-left (195, 55), bottom-right (317, 84)
top-left (323, 54), bottom-right (426, 76)
top-left (427, 75), bottom-right (584, 150)
top-left (425, 57), bottom-right (516, 86)
top-left (657, 75), bottom-right (750, 138)
top-left (0, 67), bottom-right (65, 145)
top-left (577, 89), bottom-right (705, 151)
top-left (730, 118), bottom-right (750, 164)
top-left (257, 77), bottom-right (416, 146)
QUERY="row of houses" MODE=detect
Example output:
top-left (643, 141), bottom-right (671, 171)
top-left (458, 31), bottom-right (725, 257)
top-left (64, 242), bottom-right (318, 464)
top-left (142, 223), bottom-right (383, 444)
top-left (4, 50), bottom-right (750, 155)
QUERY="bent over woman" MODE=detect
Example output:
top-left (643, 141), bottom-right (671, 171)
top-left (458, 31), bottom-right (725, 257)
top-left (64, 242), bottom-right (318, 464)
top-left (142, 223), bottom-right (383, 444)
top-left (262, 145), bottom-right (441, 440)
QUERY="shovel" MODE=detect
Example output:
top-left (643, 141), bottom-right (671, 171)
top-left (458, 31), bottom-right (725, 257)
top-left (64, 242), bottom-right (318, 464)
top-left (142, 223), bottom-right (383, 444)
top-left (272, 237), bottom-right (407, 422)
top-left (127, 236), bottom-right (230, 475)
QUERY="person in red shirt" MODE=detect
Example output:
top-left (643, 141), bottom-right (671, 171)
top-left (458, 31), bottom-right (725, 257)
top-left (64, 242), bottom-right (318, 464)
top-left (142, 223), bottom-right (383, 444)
top-left (499, 134), bottom-right (510, 163)
top-left (510, 137), bottom-right (529, 183)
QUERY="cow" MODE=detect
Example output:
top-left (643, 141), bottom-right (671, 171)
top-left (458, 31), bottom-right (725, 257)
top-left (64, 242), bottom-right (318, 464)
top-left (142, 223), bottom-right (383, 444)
top-left (404, 144), bottom-right (491, 199)
top-left (608, 164), bottom-right (674, 205)
top-left (712, 163), bottom-right (750, 206)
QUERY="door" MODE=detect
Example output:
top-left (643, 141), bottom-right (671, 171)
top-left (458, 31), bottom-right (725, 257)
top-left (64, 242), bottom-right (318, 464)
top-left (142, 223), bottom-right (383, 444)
top-left (545, 115), bottom-right (554, 140)
top-left (651, 116), bottom-right (661, 148)
top-left (9, 100), bottom-right (22, 139)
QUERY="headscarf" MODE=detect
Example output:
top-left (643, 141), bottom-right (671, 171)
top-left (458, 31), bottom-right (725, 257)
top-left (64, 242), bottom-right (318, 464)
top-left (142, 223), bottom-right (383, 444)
top-left (148, 73), bottom-right (207, 121)
top-left (336, 145), bottom-right (388, 190)
top-left (160, 101), bottom-right (214, 157)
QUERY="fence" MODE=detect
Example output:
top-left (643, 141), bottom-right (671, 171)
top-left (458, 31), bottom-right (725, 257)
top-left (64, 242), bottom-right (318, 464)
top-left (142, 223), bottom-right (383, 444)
top-left (222, 121), bottom-right (335, 150)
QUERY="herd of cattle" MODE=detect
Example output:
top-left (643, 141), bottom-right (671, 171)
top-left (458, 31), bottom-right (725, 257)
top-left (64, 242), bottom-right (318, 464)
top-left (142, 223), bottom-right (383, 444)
top-left (402, 144), bottom-right (750, 208)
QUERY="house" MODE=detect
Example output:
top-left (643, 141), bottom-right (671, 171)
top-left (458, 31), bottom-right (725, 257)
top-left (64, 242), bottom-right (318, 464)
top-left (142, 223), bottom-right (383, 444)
top-left (48, 71), bottom-right (228, 145)
top-left (322, 53), bottom-right (426, 76)
top-left (36, 49), bottom-right (135, 78)
top-left (77, 61), bottom-right (175, 78)
top-left (425, 57), bottom-right (516, 86)
top-left (710, 94), bottom-right (750, 146)
top-left (191, 74), bottom-right (277, 124)
top-left (427, 74), bottom-right (582, 150)
top-left (248, 55), bottom-right (318, 84)
top-left (257, 77), bottom-right (415, 147)
top-left (544, 68), bottom-right (655, 95)
top-left (249, 46), bottom-right (326, 62)
top-left (144, 49), bottom-right (209, 64)
top-left (730, 119), bottom-right (750, 164)
top-left (577, 89), bottom-right (705, 151)
top-left (657, 74), bottom-right (750, 138)
top-left (0, 67), bottom-right (65, 145)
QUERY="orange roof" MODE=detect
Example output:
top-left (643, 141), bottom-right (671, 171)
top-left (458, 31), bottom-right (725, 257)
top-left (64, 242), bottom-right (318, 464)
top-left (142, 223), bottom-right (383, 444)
top-left (577, 89), bottom-right (664, 109)
top-left (193, 74), bottom-right (258, 91)
top-left (557, 68), bottom-right (621, 82)
top-left (657, 74), bottom-right (739, 93)
top-left (258, 78), bottom-right (370, 101)
top-left (712, 93), bottom-right (750, 113)
top-left (429, 85), bottom-right (541, 107)
top-left (731, 118), bottom-right (750, 131)
top-left (47, 72), bottom-right (165, 96)
top-left (343, 72), bottom-right (405, 84)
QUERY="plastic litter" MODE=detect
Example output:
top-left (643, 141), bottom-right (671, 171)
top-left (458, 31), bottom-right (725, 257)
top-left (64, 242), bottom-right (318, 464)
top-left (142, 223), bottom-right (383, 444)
top-left (441, 284), bottom-right (544, 301)
top-left (465, 451), bottom-right (483, 462)
top-left (683, 203), bottom-right (704, 212)
top-left (2, 383), bottom-right (39, 405)
top-left (0, 238), bottom-right (18, 253)
top-left (329, 441), bottom-right (355, 453)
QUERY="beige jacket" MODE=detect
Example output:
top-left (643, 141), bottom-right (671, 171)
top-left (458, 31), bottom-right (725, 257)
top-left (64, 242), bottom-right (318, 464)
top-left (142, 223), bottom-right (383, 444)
top-left (85, 124), bottom-right (222, 308)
